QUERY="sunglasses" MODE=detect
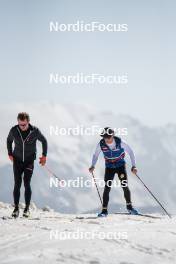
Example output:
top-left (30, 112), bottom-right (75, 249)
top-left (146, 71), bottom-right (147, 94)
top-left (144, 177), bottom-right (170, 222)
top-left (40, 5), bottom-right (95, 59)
top-left (19, 123), bottom-right (28, 127)
top-left (104, 136), bottom-right (113, 139)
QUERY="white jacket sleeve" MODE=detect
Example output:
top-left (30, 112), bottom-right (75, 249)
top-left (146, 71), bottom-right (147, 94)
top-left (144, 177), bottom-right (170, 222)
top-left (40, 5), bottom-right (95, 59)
top-left (91, 143), bottom-right (101, 167)
top-left (121, 140), bottom-right (136, 167)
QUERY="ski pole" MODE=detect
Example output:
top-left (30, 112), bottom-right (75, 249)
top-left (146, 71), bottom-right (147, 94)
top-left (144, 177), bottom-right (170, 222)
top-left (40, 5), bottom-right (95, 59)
top-left (44, 165), bottom-right (62, 182)
top-left (91, 172), bottom-right (103, 206)
top-left (135, 173), bottom-right (172, 218)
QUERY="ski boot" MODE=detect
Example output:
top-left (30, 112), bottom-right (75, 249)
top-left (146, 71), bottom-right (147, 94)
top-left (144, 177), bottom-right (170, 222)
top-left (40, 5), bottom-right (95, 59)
top-left (23, 207), bottom-right (30, 218)
top-left (127, 203), bottom-right (139, 215)
top-left (12, 206), bottom-right (19, 218)
top-left (127, 208), bottom-right (139, 215)
top-left (98, 208), bottom-right (108, 217)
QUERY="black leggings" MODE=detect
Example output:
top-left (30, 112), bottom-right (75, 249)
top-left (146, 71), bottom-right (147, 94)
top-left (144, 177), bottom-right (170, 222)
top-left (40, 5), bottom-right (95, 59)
top-left (13, 159), bottom-right (34, 208)
top-left (103, 166), bottom-right (132, 209)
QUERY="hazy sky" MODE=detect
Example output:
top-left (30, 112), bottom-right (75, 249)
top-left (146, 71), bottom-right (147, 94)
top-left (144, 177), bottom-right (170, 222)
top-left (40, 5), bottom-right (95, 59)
top-left (0, 0), bottom-right (175, 126)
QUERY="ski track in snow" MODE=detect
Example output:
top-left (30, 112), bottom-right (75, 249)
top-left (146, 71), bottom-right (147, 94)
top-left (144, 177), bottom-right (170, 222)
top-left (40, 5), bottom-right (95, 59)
top-left (0, 207), bottom-right (176, 264)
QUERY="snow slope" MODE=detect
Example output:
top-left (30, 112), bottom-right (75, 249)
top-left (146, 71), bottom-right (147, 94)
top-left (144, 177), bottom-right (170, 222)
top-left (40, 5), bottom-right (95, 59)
top-left (0, 102), bottom-right (176, 214)
top-left (0, 203), bottom-right (175, 264)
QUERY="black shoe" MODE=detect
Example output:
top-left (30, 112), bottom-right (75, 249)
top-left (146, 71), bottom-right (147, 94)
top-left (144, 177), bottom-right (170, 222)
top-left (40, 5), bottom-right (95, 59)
top-left (126, 203), bottom-right (133, 210)
top-left (98, 208), bottom-right (108, 217)
top-left (12, 206), bottom-right (19, 218)
top-left (23, 207), bottom-right (30, 218)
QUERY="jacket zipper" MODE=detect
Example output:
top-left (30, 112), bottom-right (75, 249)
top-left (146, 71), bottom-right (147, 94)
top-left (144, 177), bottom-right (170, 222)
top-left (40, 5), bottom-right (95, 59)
top-left (17, 128), bottom-right (33, 162)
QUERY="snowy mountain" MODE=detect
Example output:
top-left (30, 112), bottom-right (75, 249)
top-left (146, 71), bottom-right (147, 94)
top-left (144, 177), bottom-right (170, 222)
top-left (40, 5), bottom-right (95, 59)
top-left (0, 202), bottom-right (175, 264)
top-left (0, 102), bottom-right (176, 214)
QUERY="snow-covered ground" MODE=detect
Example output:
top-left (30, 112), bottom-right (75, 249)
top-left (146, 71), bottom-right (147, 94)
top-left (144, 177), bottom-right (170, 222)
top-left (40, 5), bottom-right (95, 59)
top-left (0, 202), bottom-right (176, 264)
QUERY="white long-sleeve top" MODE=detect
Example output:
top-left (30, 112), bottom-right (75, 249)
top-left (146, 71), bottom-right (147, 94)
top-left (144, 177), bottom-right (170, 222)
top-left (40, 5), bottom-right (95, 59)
top-left (91, 139), bottom-right (136, 167)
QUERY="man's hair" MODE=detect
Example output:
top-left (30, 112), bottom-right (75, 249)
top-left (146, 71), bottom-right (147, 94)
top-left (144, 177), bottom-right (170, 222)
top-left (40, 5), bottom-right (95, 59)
top-left (100, 127), bottom-right (114, 138)
top-left (17, 112), bottom-right (30, 122)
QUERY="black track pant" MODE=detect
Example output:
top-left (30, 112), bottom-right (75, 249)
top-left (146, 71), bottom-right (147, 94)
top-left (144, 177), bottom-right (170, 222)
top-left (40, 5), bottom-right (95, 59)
top-left (102, 165), bottom-right (132, 209)
top-left (13, 159), bottom-right (34, 208)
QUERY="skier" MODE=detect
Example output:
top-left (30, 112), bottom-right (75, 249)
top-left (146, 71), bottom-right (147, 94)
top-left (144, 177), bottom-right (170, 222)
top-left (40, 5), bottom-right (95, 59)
top-left (7, 112), bottom-right (48, 218)
top-left (89, 127), bottom-right (138, 217)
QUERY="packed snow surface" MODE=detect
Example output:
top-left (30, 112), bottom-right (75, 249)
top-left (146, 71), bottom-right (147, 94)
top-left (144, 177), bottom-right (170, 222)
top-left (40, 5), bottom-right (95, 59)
top-left (0, 203), bottom-right (175, 264)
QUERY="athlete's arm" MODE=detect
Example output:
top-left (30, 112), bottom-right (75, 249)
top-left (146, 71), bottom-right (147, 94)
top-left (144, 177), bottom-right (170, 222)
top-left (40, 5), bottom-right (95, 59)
top-left (37, 129), bottom-right (48, 157)
top-left (7, 129), bottom-right (14, 158)
top-left (121, 140), bottom-right (137, 171)
top-left (89, 143), bottom-right (101, 172)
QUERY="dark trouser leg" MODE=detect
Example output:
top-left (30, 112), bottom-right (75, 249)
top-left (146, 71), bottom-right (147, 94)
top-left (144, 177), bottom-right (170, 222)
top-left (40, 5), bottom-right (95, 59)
top-left (23, 161), bottom-right (34, 208)
top-left (102, 168), bottom-right (116, 209)
top-left (13, 160), bottom-right (24, 207)
top-left (117, 166), bottom-right (132, 209)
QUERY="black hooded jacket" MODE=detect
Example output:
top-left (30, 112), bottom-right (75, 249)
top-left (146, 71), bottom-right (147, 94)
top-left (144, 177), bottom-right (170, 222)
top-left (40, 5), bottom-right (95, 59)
top-left (7, 124), bottom-right (48, 162)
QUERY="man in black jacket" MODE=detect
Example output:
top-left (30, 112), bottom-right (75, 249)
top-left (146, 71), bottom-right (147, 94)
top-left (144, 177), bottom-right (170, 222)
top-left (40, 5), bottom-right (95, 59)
top-left (7, 112), bottom-right (48, 218)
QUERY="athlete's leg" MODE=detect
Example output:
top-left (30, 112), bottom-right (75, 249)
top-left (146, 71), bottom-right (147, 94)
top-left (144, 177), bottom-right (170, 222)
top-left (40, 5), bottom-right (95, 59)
top-left (13, 159), bottom-right (23, 207)
top-left (23, 161), bottom-right (34, 209)
top-left (117, 165), bottom-right (132, 210)
top-left (102, 168), bottom-right (116, 210)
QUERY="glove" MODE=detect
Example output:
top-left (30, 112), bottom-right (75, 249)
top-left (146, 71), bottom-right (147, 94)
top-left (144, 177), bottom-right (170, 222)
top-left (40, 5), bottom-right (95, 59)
top-left (131, 166), bottom-right (137, 175)
top-left (9, 155), bottom-right (13, 162)
top-left (89, 166), bottom-right (95, 173)
top-left (39, 156), bottom-right (46, 166)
